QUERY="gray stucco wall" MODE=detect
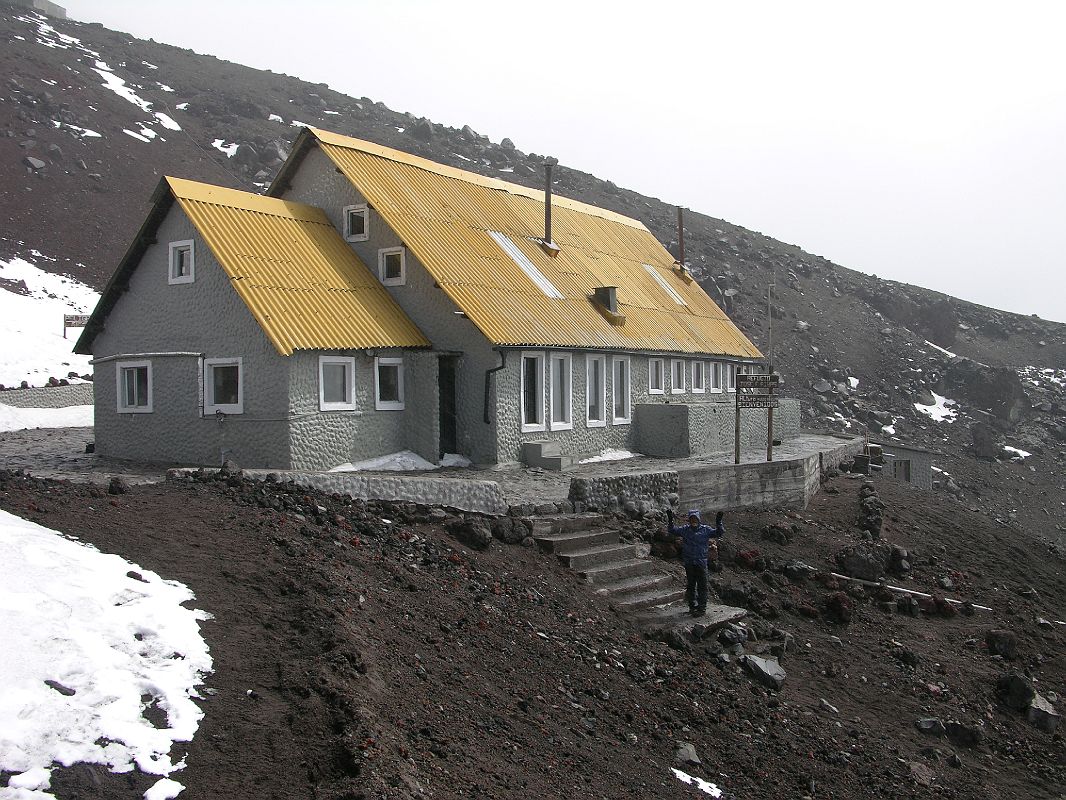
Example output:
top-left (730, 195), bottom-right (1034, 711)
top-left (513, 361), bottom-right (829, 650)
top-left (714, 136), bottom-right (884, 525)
top-left (494, 353), bottom-right (770, 464)
top-left (878, 443), bottom-right (934, 490)
top-left (278, 146), bottom-right (501, 464)
top-left (91, 209), bottom-right (294, 468)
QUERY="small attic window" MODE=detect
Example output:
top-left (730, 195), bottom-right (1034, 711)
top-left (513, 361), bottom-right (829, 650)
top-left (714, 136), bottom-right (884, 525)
top-left (378, 247), bottom-right (406, 286)
top-left (487, 230), bottom-right (563, 300)
top-left (643, 264), bottom-right (686, 305)
top-left (168, 240), bottom-right (195, 285)
top-left (344, 204), bottom-right (369, 242)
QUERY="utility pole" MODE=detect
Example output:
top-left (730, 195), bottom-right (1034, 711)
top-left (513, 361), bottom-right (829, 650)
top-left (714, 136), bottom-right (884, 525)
top-left (767, 278), bottom-right (775, 462)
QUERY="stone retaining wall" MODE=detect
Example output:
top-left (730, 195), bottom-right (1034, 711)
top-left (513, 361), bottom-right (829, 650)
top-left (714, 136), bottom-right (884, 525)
top-left (570, 437), bottom-right (866, 514)
top-left (172, 468), bottom-right (509, 515)
top-left (0, 383), bottom-right (94, 408)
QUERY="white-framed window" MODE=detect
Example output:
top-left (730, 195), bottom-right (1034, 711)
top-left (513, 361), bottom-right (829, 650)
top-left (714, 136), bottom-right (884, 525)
top-left (709, 362), bottom-right (723, 393)
top-left (319, 355), bottom-right (356, 412)
top-left (586, 354), bottom-right (607, 428)
top-left (549, 353), bottom-right (573, 430)
top-left (692, 361), bottom-right (706, 393)
top-left (648, 358), bottom-right (664, 395)
top-left (520, 351), bottom-right (545, 432)
top-left (168, 239), bottom-right (195, 284)
top-left (116, 360), bottom-right (152, 413)
top-left (671, 359), bottom-right (686, 394)
top-left (378, 246), bottom-right (406, 286)
top-left (343, 204), bottom-right (369, 242)
top-left (204, 357), bottom-right (243, 415)
top-left (374, 356), bottom-right (405, 410)
top-left (612, 356), bottom-right (631, 424)
top-left (726, 363), bottom-right (737, 392)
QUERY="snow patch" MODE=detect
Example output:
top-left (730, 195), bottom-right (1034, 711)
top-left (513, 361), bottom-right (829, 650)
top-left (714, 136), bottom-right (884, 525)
top-left (211, 139), bottom-right (239, 157)
top-left (157, 84), bottom-right (174, 92)
top-left (0, 405), bottom-right (93, 433)
top-left (123, 128), bottom-right (152, 143)
top-left (39, 78), bottom-right (57, 86)
top-left (924, 340), bottom-right (957, 359)
top-left (671, 768), bottom-right (723, 797)
top-left (848, 376), bottom-right (859, 389)
top-left (881, 425), bottom-right (896, 435)
top-left (54, 121), bottom-right (101, 139)
top-left (1003, 446), bottom-right (1031, 460)
top-left (331, 451), bottom-right (439, 472)
top-left (439, 453), bottom-right (472, 468)
top-left (268, 113), bottom-right (284, 122)
top-left (0, 509), bottom-right (212, 800)
top-left (154, 112), bottom-right (181, 131)
top-left (93, 61), bottom-right (152, 113)
top-left (0, 254), bottom-right (98, 386)
top-left (578, 448), bottom-right (638, 464)
top-left (914, 392), bottom-right (957, 423)
top-left (174, 102), bottom-right (189, 111)
top-left (290, 120), bottom-right (314, 128)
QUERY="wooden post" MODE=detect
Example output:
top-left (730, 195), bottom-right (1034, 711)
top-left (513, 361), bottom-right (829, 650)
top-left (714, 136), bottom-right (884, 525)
top-left (766, 382), bottom-right (774, 462)
top-left (734, 385), bottom-right (742, 465)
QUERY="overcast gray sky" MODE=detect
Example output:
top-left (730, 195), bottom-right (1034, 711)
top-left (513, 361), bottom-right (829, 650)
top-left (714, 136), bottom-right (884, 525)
top-left (65, 0), bottom-right (1066, 322)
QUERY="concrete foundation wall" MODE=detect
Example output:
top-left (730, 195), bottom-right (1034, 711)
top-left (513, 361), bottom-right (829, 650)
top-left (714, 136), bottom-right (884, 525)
top-left (0, 383), bottom-right (93, 408)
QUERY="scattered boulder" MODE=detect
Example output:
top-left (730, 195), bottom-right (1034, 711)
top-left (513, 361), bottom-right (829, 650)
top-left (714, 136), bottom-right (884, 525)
top-left (916, 717), bottom-right (946, 737)
top-left (1027, 693), bottom-right (1060, 733)
top-left (445, 517), bottom-right (492, 550)
top-left (997, 672), bottom-right (1035, 711)
top-left (944, 720), bottom-right (984, 748)
top-left (107, 476), bottom-right (130, 495)
top-left (970, 422), bottom-right (1003, 461)
top-left (23, 155), bottom-right (45, 171)
top-left (985, 629), bottom-right (1018, 660)
top-left (824, 591), bottom-right (855, 623)
top-left (674, 741), bottom-right (701, 766)
top-left (740, 655), bottom-right (786, 690)
top-left (834, 541), bottom-right (891, 581)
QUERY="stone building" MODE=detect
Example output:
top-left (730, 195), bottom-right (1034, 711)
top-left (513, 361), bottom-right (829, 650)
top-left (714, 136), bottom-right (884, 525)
top-left (11, 0), bottom-right (67, 19)
top-left (77, 128), bottom-right (787, 469)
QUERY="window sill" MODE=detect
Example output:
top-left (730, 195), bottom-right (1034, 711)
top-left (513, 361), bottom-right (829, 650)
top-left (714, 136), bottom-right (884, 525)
top-left (692, 388), bottom-right (706, 394)
top-left (521, 423), bottom-right (546, 434)
top-left (375, 402), bottom-right (405, 411)
top-left (549, 421), bottom-right (573, 431)
top-left (649, 388), bottom-right (664, 395)
top-left (319, 405), bottom-right (359, 413)
top-left (587, 419), bottom-right (607, 429)
top-left (345, 233), bottom-right (369, 243)
top-left (168, 274), bottom-right (194, 286)
top-left (611, 417), bottom-right (631, 426)
top-left (670, 389), bottom-right (685, 395)
top-left (118, 406), bottom-right (152, 414)
top-left (204, 405), bottom-right (243, 415)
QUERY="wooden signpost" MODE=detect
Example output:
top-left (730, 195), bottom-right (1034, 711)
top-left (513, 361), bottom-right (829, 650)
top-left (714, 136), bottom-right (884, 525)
top-left (735, 371), bottom-right (780, 464)
top-left (63, 314), bottom-right (90, 338)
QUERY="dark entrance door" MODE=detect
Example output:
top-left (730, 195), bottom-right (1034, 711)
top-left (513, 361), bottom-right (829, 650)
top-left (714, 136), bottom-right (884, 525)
top-left (438, 356), bottom-right (458, 458)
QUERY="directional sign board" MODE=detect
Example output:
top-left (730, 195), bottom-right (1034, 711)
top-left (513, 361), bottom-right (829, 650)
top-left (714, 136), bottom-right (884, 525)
top-left (737, 395), bottom-right (780, 409)
top-left (736, 373), bottom-right (779, 389)
top-left (64, 314), bottom-right (90, 328)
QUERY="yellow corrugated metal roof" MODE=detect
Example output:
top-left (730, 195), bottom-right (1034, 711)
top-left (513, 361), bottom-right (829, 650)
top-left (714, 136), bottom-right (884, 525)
top-left (308, 128), bottom-right (761, 358)
top-left (167, 177), bottom-right (429, 355)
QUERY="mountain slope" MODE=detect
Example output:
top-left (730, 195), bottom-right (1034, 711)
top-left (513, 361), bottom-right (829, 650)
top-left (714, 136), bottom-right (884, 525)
top-left (2, 3), bottom-right (1065, 541)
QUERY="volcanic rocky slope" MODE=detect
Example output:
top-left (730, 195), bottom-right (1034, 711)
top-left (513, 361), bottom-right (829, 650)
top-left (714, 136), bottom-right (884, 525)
top-left (2, 5), bottom-right (1065, 539)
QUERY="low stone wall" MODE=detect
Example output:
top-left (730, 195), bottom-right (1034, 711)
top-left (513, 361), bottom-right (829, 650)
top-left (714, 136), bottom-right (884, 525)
top-left (570, 436), bottom-right (865, 514)
top-left (0, 383), bottom-right (94, 408)
top-left (172, 468), bottom-right (510, 516)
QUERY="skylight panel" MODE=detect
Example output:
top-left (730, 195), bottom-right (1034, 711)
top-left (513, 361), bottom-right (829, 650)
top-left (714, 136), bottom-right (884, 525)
top-left (487, 230), bottom-right (563, 299)
top-left (643, 264), bottom-right (687, 305)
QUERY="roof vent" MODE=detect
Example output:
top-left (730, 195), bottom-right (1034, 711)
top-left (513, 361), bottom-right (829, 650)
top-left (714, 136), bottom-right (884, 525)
top-left (593, 286), bottom-right (618, 313)
top-left (539, 157), bottom-right (561, 258)
top-left (591, 286), bottom-right (625, 324)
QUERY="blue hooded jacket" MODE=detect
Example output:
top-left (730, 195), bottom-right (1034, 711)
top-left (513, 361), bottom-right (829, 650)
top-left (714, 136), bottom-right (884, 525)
top-left (669, 510), bottom-right (725, 566)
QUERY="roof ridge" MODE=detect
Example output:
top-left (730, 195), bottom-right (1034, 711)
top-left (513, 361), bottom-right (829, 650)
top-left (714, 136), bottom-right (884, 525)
top-left (306, 127), bottom-right (647, 231)
top-left (164, 176), bottom-right (329, 224)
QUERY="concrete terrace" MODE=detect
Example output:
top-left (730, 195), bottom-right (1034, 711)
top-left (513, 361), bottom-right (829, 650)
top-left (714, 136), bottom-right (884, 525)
top-left (0, 428), bottom-right (861, 515)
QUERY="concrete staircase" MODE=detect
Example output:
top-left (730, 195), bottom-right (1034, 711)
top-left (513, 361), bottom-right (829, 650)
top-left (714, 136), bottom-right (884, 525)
top-left (531, 513), bottom-right (745, 629)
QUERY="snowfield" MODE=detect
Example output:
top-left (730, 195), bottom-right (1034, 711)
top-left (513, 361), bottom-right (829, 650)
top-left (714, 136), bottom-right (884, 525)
top-left (0, 255), bottom-right (99, 387)
top-left (0, 510), bottom-right (212, 800)
top-left (0, 404), bottom-right (93, 433)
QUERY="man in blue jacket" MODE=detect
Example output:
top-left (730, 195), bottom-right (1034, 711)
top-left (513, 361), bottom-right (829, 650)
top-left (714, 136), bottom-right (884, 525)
top-left (667, 508), bottom-right (725, 616)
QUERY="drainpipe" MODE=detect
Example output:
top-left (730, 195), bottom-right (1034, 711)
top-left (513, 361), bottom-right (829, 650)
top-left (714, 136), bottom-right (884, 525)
top-left (483, 348), bottom-right (508, 424)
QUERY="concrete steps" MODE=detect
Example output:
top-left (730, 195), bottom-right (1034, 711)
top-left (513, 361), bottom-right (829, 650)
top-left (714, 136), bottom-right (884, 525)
top-left (533, 514), bottom-right (693, 618)
top-left (531, 511), bottom-right (746, 634)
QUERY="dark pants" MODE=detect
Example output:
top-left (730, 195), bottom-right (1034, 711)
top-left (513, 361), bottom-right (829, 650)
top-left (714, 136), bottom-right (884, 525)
top-left (684, 562), bottom-right (708, 610)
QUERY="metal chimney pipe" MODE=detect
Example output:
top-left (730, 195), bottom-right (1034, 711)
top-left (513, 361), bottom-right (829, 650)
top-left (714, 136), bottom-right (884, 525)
top-left (677, 206), bottom-right (685, 267)
top-left (544, 157), bottom-right (558, 244)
